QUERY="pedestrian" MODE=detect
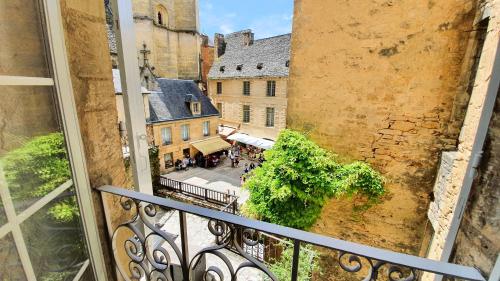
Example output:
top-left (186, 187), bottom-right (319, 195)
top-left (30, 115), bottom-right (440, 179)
top-left (244, 163), bottom-right (249, 173)
top-left (249, 162), bottom-right (255, 170)
top-left (235, 156), bottom-right (240, 167)
top-left (229, 150), bottom-right (235, 168)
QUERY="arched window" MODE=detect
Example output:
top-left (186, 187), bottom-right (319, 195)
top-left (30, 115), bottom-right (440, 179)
top-left (155, 5), bottom-right (168, 27)
top-left (157, 12), bottom-right (163, 25)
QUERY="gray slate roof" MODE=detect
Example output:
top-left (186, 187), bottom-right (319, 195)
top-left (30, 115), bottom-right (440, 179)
top-left (148, 79), bottom-right (219, 123)
top-left (208, 32), bottom-right (291, 79)
top-left (107, 24), bottom-right (117, 54)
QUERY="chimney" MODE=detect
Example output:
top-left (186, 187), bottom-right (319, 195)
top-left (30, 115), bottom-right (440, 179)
top-left (242, 30), bottom-right (254, 46)
top-left (214, 33), bottom-right (226, 58)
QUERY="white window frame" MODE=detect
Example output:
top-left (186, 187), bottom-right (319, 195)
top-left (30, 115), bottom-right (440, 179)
top-left (203, 121), bottom-right (210, 136)
top-left (0, 0), bottom-right (107, 279)
top-left (181, 124), bottom-right (190, 141)
top-left (161, 127), bottom-right (172, 145)
top-left (110, 0), bottom-right (153, 195)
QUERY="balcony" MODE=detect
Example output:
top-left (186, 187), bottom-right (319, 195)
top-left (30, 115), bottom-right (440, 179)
top-left (97, 185), bottom-right (485, 281)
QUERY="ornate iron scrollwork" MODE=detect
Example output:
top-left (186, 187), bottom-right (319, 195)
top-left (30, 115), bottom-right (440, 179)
top-left (112, 198), bottom-right (277, 280)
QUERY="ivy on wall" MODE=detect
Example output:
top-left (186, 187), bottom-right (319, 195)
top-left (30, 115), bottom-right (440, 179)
top-left (244, 129), bottom-right (385, 230)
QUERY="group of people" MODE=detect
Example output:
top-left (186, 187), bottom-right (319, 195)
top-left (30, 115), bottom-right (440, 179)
top-left (228, 145), bottom-right (241, 168)
top-left (175, 155), bottom-right (196, 171)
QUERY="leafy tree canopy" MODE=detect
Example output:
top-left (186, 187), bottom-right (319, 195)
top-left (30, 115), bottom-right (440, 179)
top-left (2, 133), bottom-right (77, 222)
top-left (244, 129), bottom-right (384, 229)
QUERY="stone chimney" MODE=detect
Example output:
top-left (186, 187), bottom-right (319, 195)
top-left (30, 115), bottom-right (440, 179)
top-left (214, 33), bottom-right (226, 58)
top-left (242, 30), bottom-right (254, 46)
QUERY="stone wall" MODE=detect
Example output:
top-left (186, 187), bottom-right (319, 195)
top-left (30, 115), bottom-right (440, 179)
top-left (288, 0), bottom-right (479, 254)
top-left (209, 78), bottom-right (288, 140)
top-left (132, 0), bottom-right (200, 80)
top-left (425, 0), bottom-right (500, 265)
top-left (452, 90), bottom-right (499, 277)
top-left (60, 0), bottom-right (132, 279)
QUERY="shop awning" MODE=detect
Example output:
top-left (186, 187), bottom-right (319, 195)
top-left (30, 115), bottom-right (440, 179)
top-left (218, 125), bottom-right (237, 137)
top-left (190, 137), bottom-right (231, 155)
top-left (227, 133), bottom-right (275, 150)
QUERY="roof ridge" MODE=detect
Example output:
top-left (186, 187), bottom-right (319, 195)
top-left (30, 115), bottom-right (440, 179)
top-left (253, 33), bottom-right (291, 42)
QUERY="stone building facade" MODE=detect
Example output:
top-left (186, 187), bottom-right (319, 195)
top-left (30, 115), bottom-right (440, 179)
top-left (148, 79), bottom-right (220, 173)
top-left (106, 0), bottom-right (202, 84)
top-left (208, 30), bottom-right (290, 140)
top-left (288, 0), bottom-right (495, 257)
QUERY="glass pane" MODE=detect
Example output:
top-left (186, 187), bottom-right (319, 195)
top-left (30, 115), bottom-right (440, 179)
top-left (0, 86), bottom-right (64, 213)
top-left (20, 189), bottom-right (93, 280)
top-left (0, 0), bottom-right (50, 77)
top-left (0, 233), bottom-right (28, 281)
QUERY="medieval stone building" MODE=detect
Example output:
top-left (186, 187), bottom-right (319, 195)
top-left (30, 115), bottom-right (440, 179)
top-left (106, 0), bottom-right (202, 88)
top-left (208, 30), bottom-right (290, 140)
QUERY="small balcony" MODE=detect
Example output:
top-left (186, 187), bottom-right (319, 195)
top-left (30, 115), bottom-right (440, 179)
top-left (97, 185), bottom-right (485, 281)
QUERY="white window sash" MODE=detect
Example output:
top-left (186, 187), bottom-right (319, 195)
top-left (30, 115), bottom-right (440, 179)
top-left (111, 0), bottom-right (153, 195)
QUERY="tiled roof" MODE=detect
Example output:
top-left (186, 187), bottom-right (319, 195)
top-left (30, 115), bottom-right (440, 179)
top-left (208, 31), bottom-right (291, 79)
top-left (148, 79), bottom-right (219, 123)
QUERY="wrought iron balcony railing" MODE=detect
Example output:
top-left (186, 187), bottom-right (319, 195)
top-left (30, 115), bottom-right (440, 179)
top-left (98, 185), bottom-right (485, 281)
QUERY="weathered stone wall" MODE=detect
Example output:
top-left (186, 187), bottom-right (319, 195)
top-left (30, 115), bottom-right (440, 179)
top-left (61, 0), bottom-right (132, 279)
top-left (452, 90), bottom-right (500, 277)
top-left (288, 0), bottom-right (479, 254)
top-left (209, 78), bottom-right (288, 140)
top-left (424, 0), bottom-right (500, 271)
top-left (151, 116), bottom-right (219, 173)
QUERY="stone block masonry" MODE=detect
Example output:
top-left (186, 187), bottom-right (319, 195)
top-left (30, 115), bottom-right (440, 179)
top-left (288, 0), bottom-right (481, 255)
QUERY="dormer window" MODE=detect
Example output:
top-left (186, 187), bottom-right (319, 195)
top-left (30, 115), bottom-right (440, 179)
top-left (236, 64), bottom-right (243, 71)
top-left (192, 102), bottom-right (201, 115)
top-left (220, 66), bottom-right (225, 72)
top-left (257, 63), bottom-right (263, 70)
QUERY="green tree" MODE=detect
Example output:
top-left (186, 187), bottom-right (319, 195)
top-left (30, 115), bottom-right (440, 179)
top-left (2, 133), bottom-right (78, 221)
top-left (244, 130), bottom-right (384, 229)
top-left (1, 133), bottom-right (85, 280)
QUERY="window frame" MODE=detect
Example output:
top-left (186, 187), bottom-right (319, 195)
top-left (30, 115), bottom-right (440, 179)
top-left (203, 121), bottom-right (210, 136)
top-left (216, 102), bottom-right (223, 118)
top-left (161, 127), bottom-right (172, 145)
top-left (266, 107), bottom-right (275, 127)
top-left (216, 81), bottom-right (222, 94)
top-left (0, 0), bottom-right (108, 279)
top-left (243, 105), bottom-right (251, 123)
top-left (267, 80), bottom-right (276, 97)
top-left (243, 81), bottom-right (251, 96)
top-left (181, 124), bottom-right (190, 141)
top-left (164, 153), bottom-right (174, 168)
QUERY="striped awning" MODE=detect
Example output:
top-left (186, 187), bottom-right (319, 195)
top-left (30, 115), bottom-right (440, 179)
top-left (190, 137), bottom-right (231, 155)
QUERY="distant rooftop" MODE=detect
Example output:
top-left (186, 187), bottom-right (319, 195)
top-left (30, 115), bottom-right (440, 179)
top-left (149, 79), bottom-right (219, 123)
top-left (208, 30), bottom-right (291, 79)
